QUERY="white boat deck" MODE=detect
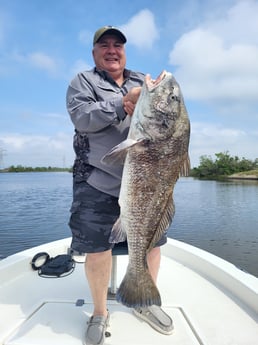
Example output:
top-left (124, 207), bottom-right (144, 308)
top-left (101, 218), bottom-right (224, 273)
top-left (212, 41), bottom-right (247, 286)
top-left (0, 238), bottom-right (257, 345)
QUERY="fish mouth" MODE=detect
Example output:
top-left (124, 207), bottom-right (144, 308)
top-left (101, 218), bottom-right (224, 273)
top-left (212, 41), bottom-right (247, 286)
top-left (145, 70), bottom-right (167, 90)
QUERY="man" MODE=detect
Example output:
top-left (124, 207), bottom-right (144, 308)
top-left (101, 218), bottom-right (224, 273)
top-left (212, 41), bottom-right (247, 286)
top-left (66, 26), bottom-right (173, 345)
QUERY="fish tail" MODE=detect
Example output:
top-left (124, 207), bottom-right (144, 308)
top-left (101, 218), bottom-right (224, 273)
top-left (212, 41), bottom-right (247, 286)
top-left (116, 266), bottom-right (161, 308)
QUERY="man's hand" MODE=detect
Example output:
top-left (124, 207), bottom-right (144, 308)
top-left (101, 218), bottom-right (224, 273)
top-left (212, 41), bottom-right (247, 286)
top-left (123, 87), bottom-right (142, 116)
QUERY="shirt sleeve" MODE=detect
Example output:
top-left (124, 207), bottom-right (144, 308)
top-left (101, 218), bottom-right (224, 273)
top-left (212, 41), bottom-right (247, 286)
top-left (66, 72), bottom-right (127, 133)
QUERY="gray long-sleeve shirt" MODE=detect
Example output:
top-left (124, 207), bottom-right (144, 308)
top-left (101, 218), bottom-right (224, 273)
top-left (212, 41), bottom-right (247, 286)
top-left (66, 67), bottom-right (145, 197)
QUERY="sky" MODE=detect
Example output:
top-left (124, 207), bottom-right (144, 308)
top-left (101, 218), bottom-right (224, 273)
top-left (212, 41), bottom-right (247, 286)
top-left (0, 0), bottom-right (258, 169)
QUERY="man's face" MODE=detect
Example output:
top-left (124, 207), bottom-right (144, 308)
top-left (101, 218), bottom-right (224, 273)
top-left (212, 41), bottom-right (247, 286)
top-left (92, 34), bottom-right (126, 74)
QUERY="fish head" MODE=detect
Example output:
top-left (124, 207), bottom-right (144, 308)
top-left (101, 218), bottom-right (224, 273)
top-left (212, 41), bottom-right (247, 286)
top-left (131, 70), bottom-right (183, 141)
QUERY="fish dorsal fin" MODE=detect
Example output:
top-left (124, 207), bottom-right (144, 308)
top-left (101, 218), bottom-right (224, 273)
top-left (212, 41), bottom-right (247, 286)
top-left (147, 192), bottom-right (175, 252)
top-left (101, 138), bottom-right (144, 166)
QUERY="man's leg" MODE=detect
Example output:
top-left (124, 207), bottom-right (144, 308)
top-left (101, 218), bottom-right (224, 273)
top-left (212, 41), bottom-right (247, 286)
top-left (84, 250), bottom-right (112, 345)
top-left (85, 250), bottom-right (112, 317)
top-left (147, 246), bottom-right (161, 284)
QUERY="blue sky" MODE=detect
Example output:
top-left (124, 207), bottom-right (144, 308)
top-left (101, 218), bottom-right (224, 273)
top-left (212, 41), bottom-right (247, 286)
top-left (0, 0), bottom-right (258, 168)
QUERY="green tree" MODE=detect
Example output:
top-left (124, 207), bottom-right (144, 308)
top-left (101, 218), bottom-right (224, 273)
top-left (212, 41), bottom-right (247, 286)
top-left (190, 151), bottom-right (258, 178)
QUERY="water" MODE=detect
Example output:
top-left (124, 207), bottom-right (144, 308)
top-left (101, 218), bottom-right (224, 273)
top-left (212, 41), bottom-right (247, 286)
top-left (0, 172), bottom-right (72, 256)
top-left (171, 177), bottom-right (258, 277)
top-left (0, 172), bottom-right (257, 277)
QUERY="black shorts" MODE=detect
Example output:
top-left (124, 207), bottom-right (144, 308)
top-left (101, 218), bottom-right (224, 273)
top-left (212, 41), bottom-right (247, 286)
top-left (69, 181), bottom-right (167, 253)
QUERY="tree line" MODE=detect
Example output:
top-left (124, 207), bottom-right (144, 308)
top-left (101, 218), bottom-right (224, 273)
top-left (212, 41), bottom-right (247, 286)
top-left (190, 151), bottom-right (258, 178)
top-left (2, 165), bottom-right (71, 173)
top-left (1, 152), bottom-right (258, 178)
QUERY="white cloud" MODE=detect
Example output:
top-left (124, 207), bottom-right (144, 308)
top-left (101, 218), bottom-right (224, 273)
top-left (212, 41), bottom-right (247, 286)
top-left (167, 1), bottom-right (258, 166)
top-left (169, 1), bottom-right (258, 107)
top-left (0, 133), bottom-right (74, 168)
top-left (10, 50), bottom-right (61, 76)
top-left (78, 9), bottom-right (159, 50)
top-left (120, 9), bottom-right (159, 49)
top-left (206, 0), bottom-right (258, 45)
top-left (69, 59), bottom-right (92, 77)
top-left (28, 52), bottom-right (59, 75)
top-left (189, 121), bottom-right (258, 167)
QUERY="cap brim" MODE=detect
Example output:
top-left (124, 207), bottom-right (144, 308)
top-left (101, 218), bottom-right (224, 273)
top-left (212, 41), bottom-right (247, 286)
top-left (94, 27), bottom-right (126, 45)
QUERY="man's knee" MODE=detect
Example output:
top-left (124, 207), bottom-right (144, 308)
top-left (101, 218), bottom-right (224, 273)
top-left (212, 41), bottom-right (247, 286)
top-left (86, 249), bottom-right (112, 264)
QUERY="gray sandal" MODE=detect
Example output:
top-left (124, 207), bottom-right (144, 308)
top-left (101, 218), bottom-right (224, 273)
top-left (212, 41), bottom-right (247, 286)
top-left (84, 312), bottom-right (110, 345)
top-left (133, 305), bottom-right (174, 335)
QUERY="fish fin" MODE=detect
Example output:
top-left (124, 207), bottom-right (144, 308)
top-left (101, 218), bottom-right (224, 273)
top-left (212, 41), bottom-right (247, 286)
top-left (101, 138), bottom-right (139, 166)
top-left (147, 193), bottom-right (175, 252)
top-left (109, 217), bottom-right (127, 243)
top-left (180, 154), bottom-right (191, 177)
top-left (116, 265), bottom-right (161, 308)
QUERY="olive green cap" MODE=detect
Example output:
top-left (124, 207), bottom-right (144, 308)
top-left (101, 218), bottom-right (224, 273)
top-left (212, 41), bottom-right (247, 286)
top-left (93, 26), bottom-right (127, 45)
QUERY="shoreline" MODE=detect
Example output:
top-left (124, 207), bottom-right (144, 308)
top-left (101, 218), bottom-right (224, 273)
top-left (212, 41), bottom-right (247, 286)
top-left (227, 173), bottom-right (258, 180)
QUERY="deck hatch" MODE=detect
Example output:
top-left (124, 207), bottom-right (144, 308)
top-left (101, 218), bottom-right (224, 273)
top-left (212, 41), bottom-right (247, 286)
top-left (5, 302), bottom-right (205, 345)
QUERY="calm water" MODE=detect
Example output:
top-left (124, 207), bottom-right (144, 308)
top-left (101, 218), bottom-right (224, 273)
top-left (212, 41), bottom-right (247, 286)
top-left (0, 172), bottom-right (257, 277)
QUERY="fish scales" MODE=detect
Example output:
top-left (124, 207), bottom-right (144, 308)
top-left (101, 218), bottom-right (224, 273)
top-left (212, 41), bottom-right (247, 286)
top-left (102, 71), bottom-right (190, 308)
